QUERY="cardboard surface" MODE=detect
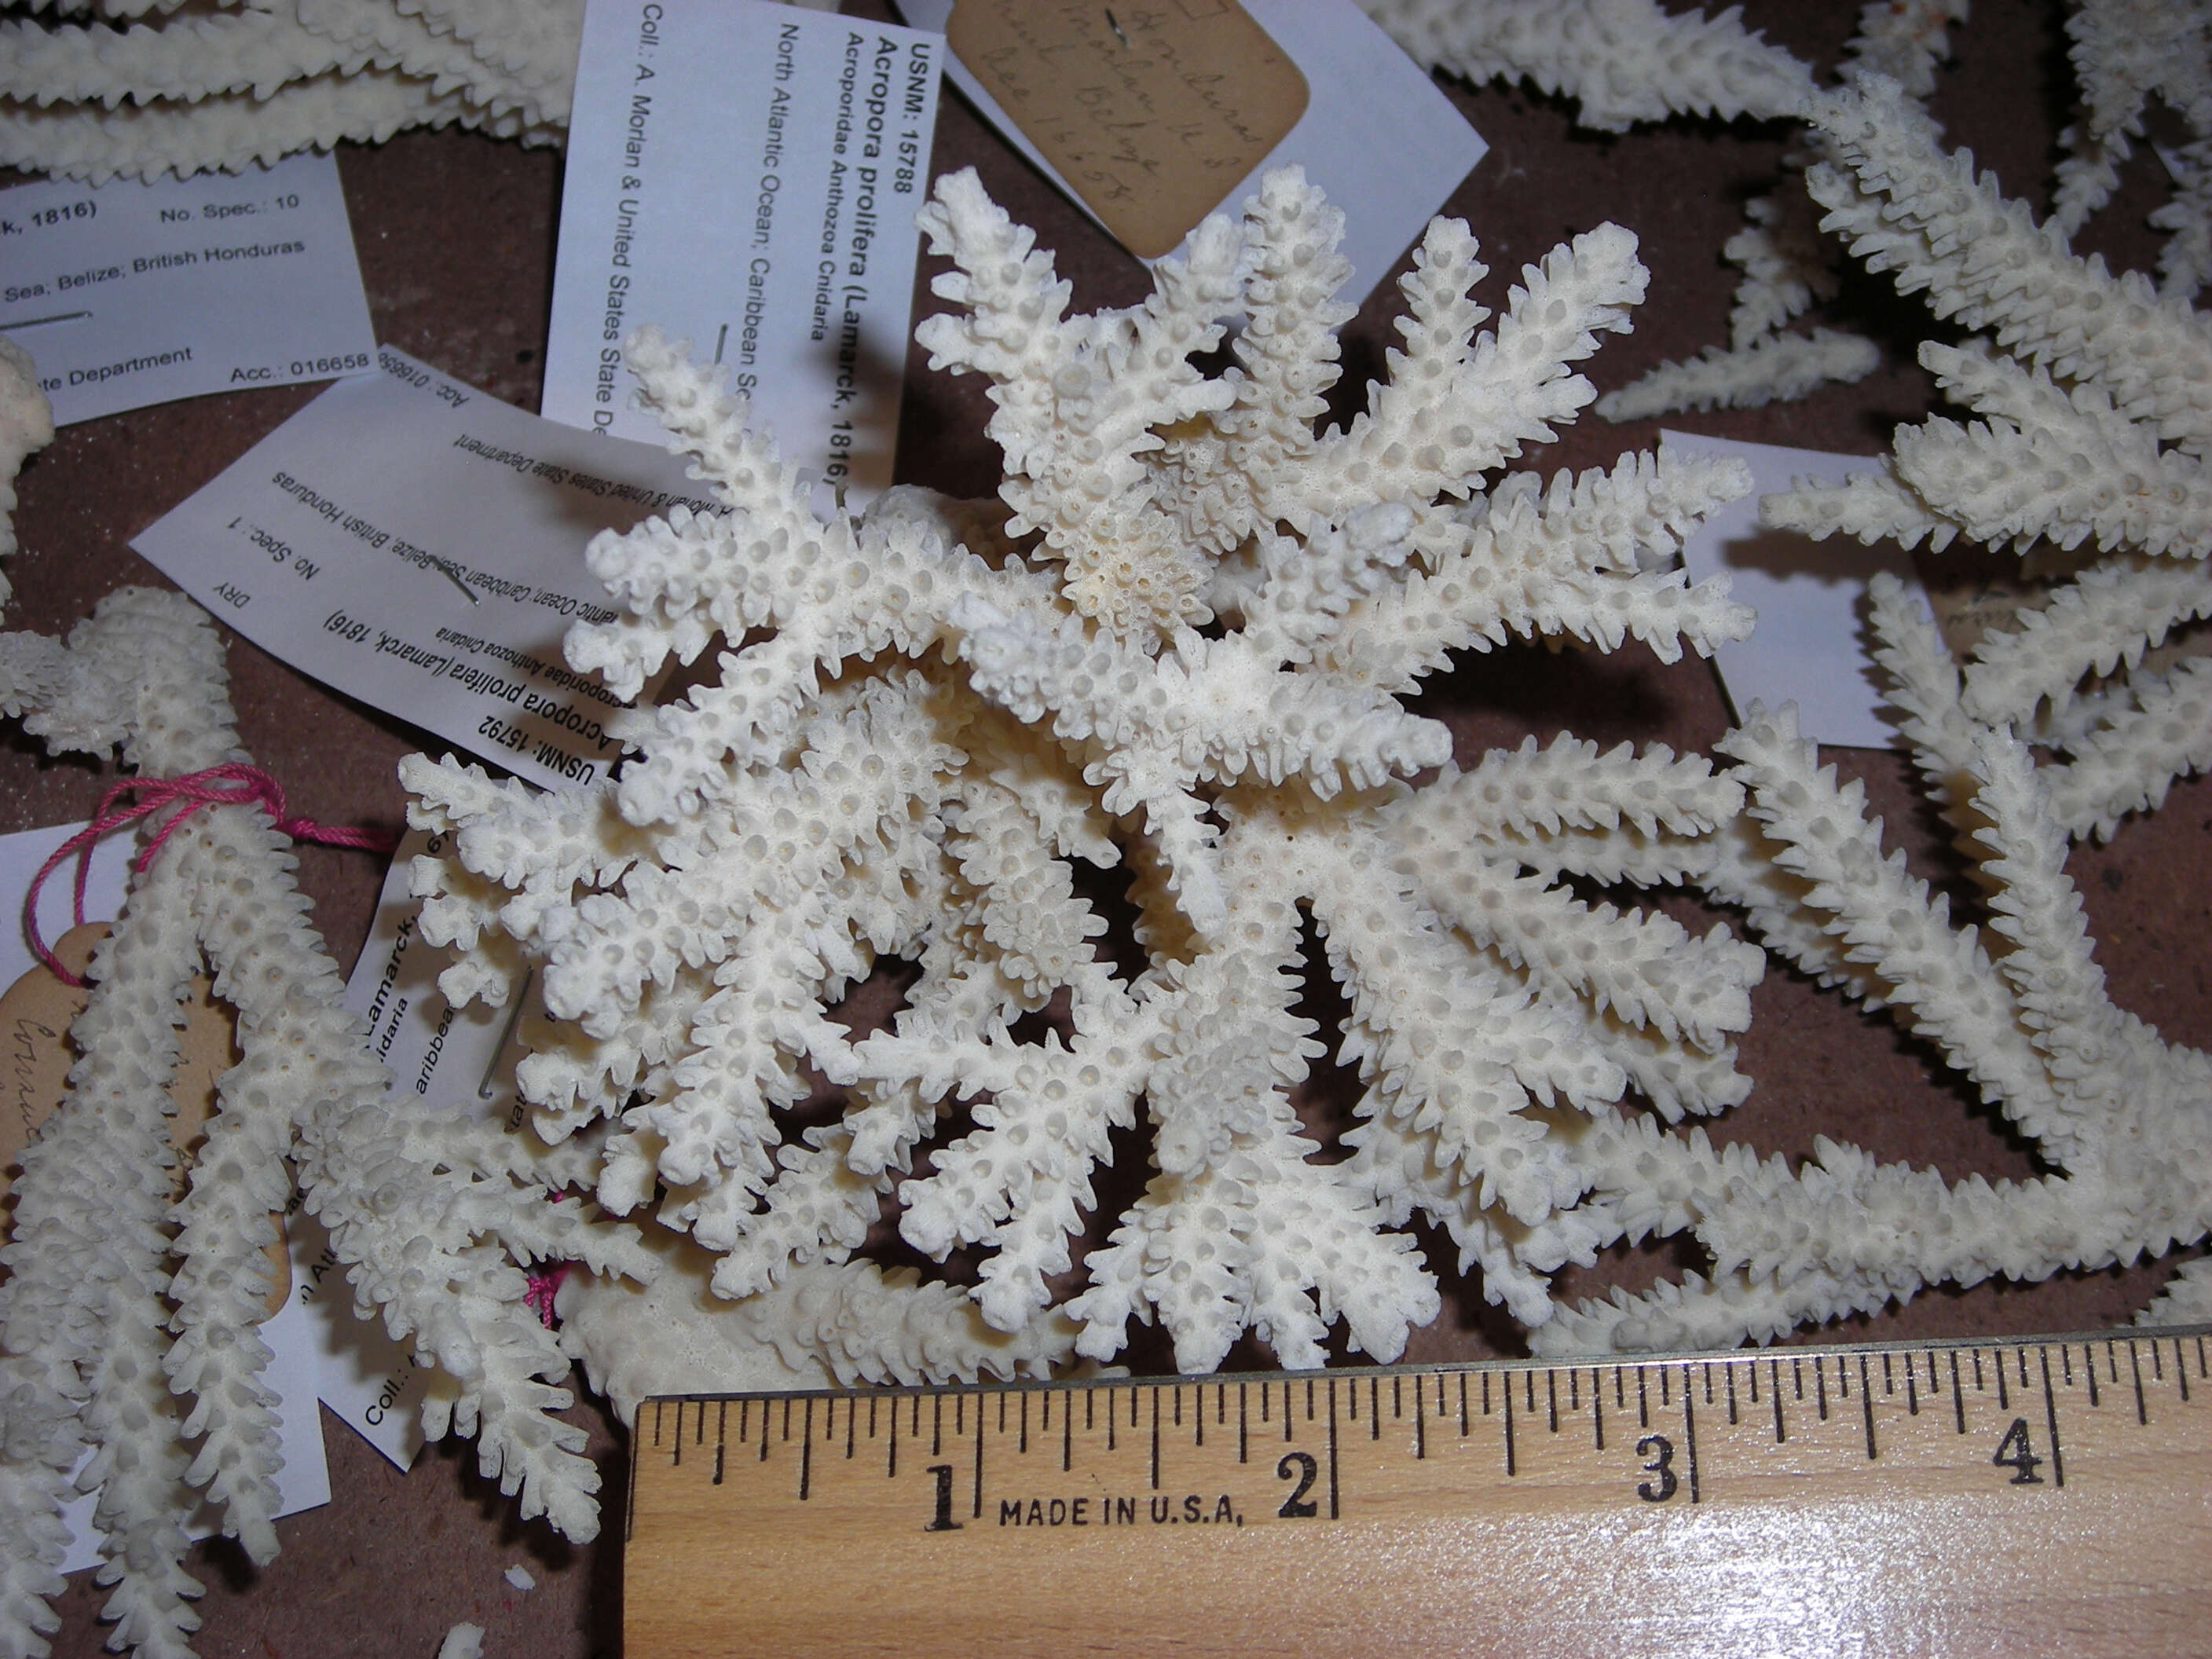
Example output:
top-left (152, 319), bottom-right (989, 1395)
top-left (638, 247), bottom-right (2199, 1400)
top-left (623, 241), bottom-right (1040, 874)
top-left (2, 2), bottom-right (2206, 1653)
top-left (946, 0), bottom-right (1308, 256)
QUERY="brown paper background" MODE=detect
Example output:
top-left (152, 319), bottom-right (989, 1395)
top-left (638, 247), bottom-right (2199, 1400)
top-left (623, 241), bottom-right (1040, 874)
top-left (2, 2), bottom-right (2205, 1653)
top-left (946, 0), bottom-right (1309, 256)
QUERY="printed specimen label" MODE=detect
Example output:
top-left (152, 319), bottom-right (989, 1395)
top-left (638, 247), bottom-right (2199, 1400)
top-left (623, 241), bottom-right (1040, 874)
top-left (0, 153), bottom-right (375, 425)
top-left (133, 347), bottom-right (709, 792)
top-left (546, 0), bottom-right (943, 503)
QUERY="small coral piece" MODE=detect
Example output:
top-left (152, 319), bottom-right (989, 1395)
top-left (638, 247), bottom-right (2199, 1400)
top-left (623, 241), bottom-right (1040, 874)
top-left (1359, 0), bottom-right (1814, 132)
top-left (555, 1235), bottom-right (1077, 1428)
top-left (0, 339), bottom-right (53, 602)
top-left (407, 166), bottom-right (1760, 1390)
top-left (0, 0), bottom-right (577, 181)
top-left (0, 589), bottom-right (654, 1659)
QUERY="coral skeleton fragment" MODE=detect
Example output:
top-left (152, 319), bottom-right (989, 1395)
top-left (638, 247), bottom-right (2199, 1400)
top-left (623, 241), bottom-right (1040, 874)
top-left (4, 3), bottom-right (2212, 1656)
top-left (409, 164), bottom-right (1763, 1387)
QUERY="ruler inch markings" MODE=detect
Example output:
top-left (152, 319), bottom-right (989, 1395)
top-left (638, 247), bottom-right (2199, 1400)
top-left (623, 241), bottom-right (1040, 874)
top-left (1503, 1370), bottom-right (1517, 1475)
top-left (627, 1323), bottom-right (2212, 1657)
top-left (2041, 1345), bottom-right (2066, 1490)
top-left (1860, 1354), bottom-right (1878, 1459)
top-left (1326, 1377), bottom-right (1341, 1518)
top-left (1681, 1364), bottom-right (1700, 1504)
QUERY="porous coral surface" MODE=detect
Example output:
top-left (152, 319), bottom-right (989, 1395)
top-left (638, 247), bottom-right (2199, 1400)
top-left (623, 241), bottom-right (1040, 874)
top-left (406, 164), bottom-right (1762, 1381)
top-left (0, 585), bottom-right (658, 1659)
top-left (0, 0), bottom-right (577, 181)
top-left (5, 5), bottom-right (2211, 1653)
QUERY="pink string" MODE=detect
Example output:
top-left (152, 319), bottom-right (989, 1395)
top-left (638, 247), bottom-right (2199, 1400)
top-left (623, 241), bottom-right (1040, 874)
top-left (24, 762), bottom-right (399, 988)
top-left (523, 1262), bottom-right (572, 1328)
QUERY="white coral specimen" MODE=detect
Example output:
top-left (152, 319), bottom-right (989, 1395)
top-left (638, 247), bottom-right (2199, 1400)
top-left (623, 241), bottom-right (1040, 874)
top-left (1767, 74), bottom-right (2212, 838)
top-left (0, 589), bottom-right (654, 1659)
top-left (1601, 1), bottom-right (2212, 419)
top-left (3, 0), bottom-right (1825, 184)
top-left (1359, 0), bottom-right (1815, 133)
top-left (1547, 74), bottom-right (2212, 1353)
top-left (1538, 578), bottom-right (2212, 1351)
top-left (2050, 0), bottom-right (2212, 280)
top-left (1527, 69), bottom-right (2212, 1357)
top-left (555, 1235), bottom-right (1078, 1428)
top-left (0, 339), bottom-right (53, 600)
top-left (407, 167), bottom-right (1762, 1384)
top-left (0, 0), bottom-right (577, 181)
top-left (1591, 0), bottom-right (1959, 423)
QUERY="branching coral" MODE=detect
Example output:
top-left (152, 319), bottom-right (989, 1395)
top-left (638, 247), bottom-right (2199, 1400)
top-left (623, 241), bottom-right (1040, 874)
top-left (1358, 0), bottom-right (1814, 133)
top-left (1591, 0), bottom-right (1974, 423)
top-left (1533, 578), bottom-right (2212, 1351)
top-left (0, 584), bottom-right (656, 1659)
top-left (1525, 73), bottom-right (2212, 1353)
top-left (1595, 1), bottom-right (2212, 421)
top-left (0, 0), bottom-right (577, 181)
top-left (2, 0), bottom-right (1824, 185)
top-left (405, 165), bottom-right (1762, 1386)
top-left (1767, 74), bottom-right (2212, 838)
top-left (2050, 0), bottom-right (2212, 290)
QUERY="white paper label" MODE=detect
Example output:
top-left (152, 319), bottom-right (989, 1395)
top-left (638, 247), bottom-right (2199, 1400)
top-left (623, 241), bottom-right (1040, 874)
top-left (0, 155), bottom-right (375, 426)
top-left (895, 0), bottom-right (1485, 307)
top-left (545, 0), bottom-right (943, 504)
top-left (292, 1203), bottom-right (434, 1471)
top-left (347, 828), bottom-right (529, 1119)
top-left (1664, 430), bottom-right (1933, 750)
top-left (316, 826), bottom-right (545, 1469)
top-left (0, 820), bottom-right (333, 1568)
top-left (131, 346), bottom-right (717, 790)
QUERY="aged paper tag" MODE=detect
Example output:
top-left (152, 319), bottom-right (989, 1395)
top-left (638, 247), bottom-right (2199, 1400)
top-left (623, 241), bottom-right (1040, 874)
top-left (947, 0), bottom-right (1309, 258)
top-left (903, 0), bottom-right (1484, 304)
top-left (1921, 572), bottom-right (2034, 664)
top-left (1920, 566), bottom-right (2196, 686)
top-left (0, 923), bottom-right (287, 1317)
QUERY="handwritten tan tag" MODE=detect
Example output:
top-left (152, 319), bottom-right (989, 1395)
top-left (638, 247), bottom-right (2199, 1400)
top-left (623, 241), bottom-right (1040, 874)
top-left (1921, 569), bottom-right (2192, 685)
top-left (1920, 572), bottom-right (2035, 665)
top-left (947, 1), bottom-right (1309, 258)
top-left (0, 923), bottom-right (287, 1315)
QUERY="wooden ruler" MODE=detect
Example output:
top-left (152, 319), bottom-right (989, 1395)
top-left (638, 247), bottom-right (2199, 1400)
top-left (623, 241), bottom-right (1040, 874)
top-left (624, 1326), bottom-right (2211, 1657)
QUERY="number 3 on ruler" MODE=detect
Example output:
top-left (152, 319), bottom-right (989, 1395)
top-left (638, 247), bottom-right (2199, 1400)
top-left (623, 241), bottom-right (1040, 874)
top-left (1635, 1434), bottom-right (1678, 1503)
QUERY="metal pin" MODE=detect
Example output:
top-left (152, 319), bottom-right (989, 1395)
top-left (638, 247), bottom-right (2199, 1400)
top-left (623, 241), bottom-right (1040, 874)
top-left (0, 310), bottom-right (92, 331)
top-left (434, 559), bottom-right (481, 604)
top-left (1104, 8), bottom-right (1129, 47)
top-left (478, 966), bottom-right (534, 1100)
